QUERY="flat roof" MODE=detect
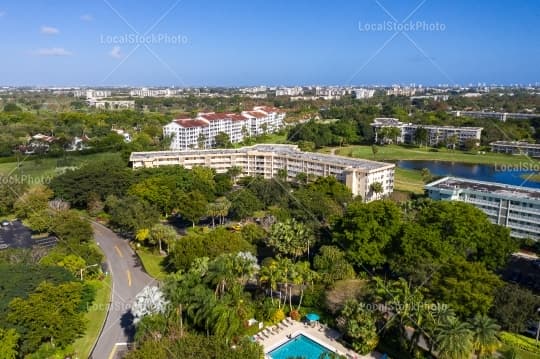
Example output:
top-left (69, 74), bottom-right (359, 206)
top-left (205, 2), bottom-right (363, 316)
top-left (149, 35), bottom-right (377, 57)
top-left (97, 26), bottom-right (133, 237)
top-left (130, 144), bottom-right (394, 171)
top-left (490, 141), bottom-right (540, 149)
top-left (425, 176), bottom-right (540, 200)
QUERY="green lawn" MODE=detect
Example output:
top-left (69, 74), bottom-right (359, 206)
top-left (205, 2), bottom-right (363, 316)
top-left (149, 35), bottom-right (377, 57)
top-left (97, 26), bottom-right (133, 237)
top-left (0, 152), bottom-right (120, 186)
top-left (394, 167), bottom-right (425, 194)
top-left (73, 276), bottom-right (112, 359)
top-left (333, 144), bottom-right (540, 166)
top-left (136, 247), bottom-right (168, 280)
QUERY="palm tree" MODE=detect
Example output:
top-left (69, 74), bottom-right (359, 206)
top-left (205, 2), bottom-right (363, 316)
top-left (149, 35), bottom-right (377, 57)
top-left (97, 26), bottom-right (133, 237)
top-left (148, 223), bottom-right (177, 254)
top-left (369, 182), bottom-right (384, 200)
top-left (470, 314), bottom-right (500, 358)
top-left (259, 258), bottom-right (279, 305)
top-left (425, 303), bottom-right (455, 354)
top-left (434, 316), bottom-right (474, 359)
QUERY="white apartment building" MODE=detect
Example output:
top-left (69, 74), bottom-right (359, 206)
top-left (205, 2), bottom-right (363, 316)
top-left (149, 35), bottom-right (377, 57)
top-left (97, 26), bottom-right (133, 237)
top-left (163, 106), bottom-right (286, 150)
top-left (275, 87), bottom-right (303, 96)
top-left (386, 87), bottom-right (417, 96)
top-left (371, 118), bottom-right (482, 148)
top-left (425, 177), bottom-right (540, 240)
top-left (353, 88), bottom-right (376, 99)
top-left (129, 144), bottom-right (395, 201)
top-left (490, 141), bottom-right (540, 157)
top-left (74, 89), bottom-right (112, 99)
top-left (129, 88), bottom-right (179, 97)
top-left (87, 99), bottom-right (135, 110)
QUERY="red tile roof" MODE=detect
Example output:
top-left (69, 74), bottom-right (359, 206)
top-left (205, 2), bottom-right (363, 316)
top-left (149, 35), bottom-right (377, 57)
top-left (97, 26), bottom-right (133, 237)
top-left (227, 113), bottom-right (248, 121)
top-left (199, 112), bottom-right (229, 121)
top-left (246, 111), bottom-right (267, 118)
top-left (174, 119), bottom-right (209, 128)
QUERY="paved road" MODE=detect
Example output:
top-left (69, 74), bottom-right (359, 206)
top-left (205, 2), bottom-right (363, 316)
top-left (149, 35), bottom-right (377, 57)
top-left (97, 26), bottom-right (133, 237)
top-left (90, 222), bottom-right (155, 359)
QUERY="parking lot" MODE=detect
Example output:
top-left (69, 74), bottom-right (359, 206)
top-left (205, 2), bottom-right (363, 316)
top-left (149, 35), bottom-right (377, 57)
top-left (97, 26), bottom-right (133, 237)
top-left (0, 220), bottom-right (57, 250)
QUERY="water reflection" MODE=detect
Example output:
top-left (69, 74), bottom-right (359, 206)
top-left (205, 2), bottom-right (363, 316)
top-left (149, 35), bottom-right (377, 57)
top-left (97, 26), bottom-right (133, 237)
top-left (396, 160), bottom-right (540, 189)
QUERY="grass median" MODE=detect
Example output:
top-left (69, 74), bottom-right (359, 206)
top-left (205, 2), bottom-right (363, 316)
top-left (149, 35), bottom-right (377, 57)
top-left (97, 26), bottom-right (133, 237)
top-left (73, 275), bottom-right (112, 359)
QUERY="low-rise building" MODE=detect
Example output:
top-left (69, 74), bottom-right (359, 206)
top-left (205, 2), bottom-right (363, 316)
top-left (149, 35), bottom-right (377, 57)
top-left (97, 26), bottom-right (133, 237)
top-left (425, 176), bottom-right (540, 240)
top-left (74, 89), bottom-right (112, 99)
top-left (490, 141), bottom-right (540, 157)
top-left (371, 118), bottom-right (482, 148)
top-left (129, 144), bottom-right (395, 201)
top-left (163, 106), bottom-right (286, 150)
top-left (87, 99), bottom-right (135, 110)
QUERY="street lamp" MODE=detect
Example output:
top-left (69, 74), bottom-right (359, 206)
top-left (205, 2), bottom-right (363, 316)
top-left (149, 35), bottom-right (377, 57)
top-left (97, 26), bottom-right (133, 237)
top-left (79, 263), bottom-right (99, 281)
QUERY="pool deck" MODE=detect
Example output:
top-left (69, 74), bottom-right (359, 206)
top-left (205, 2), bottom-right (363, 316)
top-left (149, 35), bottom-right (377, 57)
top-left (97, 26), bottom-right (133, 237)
top-left (254, 318), bottom-right (383, 359)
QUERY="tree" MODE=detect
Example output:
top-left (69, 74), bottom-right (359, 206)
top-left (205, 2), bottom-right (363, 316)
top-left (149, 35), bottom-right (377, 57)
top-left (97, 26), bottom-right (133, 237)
top-left (447, 134), bottom-right (458, 151)
top-left (388, 222), bottom-right (453, 285)
top-left (132, 286), bottom-right (169, 324)
top-left (421, 168), bottom-right (432, 183)
top-left (0, 180), bottom-right (28, 216)
top-left (490, 283), bottom-right (540, 332)
top-left (50, 158), bottom-right (133, 208)
top-left (371, 144), bottom-right (378, 158)
top-left (166, 227), bottom-right (253, 271)
top-left (228, 189), bottom-right (263, 220)
top-left (369, 182), bottom-right (383, 200)
top-left (415, 127), bottom-right (428, 147)
top-left (13, 185), bottom-right (53, 219)
top-left (434, 316), bottom-right (473, 359)
top-left (7, 281), bottom-right (87, 355)
top-left (106, 195), bottom-right (160, 234)
top-left (0, 328), bottom-right (19, 359)
top-left (226, 166), bottom-right (242, 185)
top-left (336, 300), bottom-right (379, 354)
top-left (332, 200), bottom-right (402, 268)
top-left (51, 210), bottom-right (93, 243)
top-left (197, 133), bottom-right (206, 149)
top-left (470, 314), bottom-right (500, 358)
top-left (148, 224), bottom-right (177, 254)
top-left (428, 257), bottom-right (503, 318)
top-left (176, 190), bottom-right (207, 227)
top-left (313, 246), bottom-right (355, 285)
top-left (268, 219), bottom-right (313, 261)
top-left (214, 132), bottom-right (232, 148)
top-left (206, 197), bottom-right (231, 227)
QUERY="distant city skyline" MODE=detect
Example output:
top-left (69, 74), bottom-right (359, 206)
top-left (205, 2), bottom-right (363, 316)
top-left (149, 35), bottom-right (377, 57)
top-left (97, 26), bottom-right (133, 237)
top-left (0, 0), bottom-right (539, 86)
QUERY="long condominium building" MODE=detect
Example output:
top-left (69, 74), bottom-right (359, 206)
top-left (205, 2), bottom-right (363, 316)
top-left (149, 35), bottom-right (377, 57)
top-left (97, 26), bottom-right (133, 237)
top-left (130, 144), bottom-right (395, 201)
top-left (371, 118), bottom-right (482, 148)
top-left (425, 176), bottom-right (540, 240)
top-left (490, 141), bottom-right (540, 157)
top-left (163, 106), bottom-right (286, 150)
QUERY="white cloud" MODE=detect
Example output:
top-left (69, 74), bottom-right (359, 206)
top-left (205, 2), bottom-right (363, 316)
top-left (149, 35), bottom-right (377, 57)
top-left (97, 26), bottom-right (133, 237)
top-left (0, 11), bottom-right (6, 18)
top-left (41, 26), bottom-right (60, 35)
top-left (109, 46), bottom-right (122, 59)
top-left (80, 14), bottom-right (93, 21)
top-left (34, 48), bottom-right (72, 56)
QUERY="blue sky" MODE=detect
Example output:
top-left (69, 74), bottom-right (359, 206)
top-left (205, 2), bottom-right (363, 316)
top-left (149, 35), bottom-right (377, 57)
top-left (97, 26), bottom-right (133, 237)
top-left (0, 0), bottom-right (539, 86)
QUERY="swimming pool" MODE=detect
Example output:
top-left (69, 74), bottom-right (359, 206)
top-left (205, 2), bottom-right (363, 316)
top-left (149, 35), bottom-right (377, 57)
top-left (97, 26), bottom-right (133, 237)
top-left (268, 334), bottom-right (333, 359)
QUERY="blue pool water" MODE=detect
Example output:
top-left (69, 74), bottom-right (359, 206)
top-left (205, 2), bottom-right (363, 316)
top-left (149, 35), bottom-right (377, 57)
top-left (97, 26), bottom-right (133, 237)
top-left (268, 334), bottom-right (332, 359)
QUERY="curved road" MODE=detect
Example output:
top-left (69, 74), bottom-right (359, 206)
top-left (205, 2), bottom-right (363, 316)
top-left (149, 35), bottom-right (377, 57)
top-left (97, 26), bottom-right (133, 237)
top-left (90, 222), bottom-right (155, 359)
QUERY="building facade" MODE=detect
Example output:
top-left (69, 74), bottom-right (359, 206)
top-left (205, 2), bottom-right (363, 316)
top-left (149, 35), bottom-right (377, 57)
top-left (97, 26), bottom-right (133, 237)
top-left (490, 141), bottom-right (540, 157)
top-left (130, 144), bottom-right (395, 201)
top-left (425, 176), bottom-right (540, 240)
top-left (371, 118), bottom-right (482, 148)
top-left (163, 106), bottom-right (286, 150)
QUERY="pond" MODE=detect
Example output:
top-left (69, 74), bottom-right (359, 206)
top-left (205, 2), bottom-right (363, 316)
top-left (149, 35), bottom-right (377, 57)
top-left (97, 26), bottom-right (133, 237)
top-left (396, 160), bottom-right (540, 189)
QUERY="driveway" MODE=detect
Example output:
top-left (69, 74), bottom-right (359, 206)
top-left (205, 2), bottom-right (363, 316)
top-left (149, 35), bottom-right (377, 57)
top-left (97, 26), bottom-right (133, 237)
top-left (90, 222), bottom-right (156, 359)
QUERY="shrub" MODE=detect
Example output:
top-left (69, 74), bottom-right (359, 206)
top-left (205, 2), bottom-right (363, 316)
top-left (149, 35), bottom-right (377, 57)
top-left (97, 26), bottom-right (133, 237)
top-left (271, 308), bottom-right (285, 324)
top-left (498, 331), bottom-right (540, 354)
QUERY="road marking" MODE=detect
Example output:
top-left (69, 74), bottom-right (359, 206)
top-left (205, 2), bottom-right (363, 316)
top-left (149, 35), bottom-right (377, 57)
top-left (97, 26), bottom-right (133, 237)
top-left (114, 245), bottom-right (123, 258)
top-left (108, 345), bottom-right (117, 359)
top-left (127, 270), bottom-right (132, 287)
